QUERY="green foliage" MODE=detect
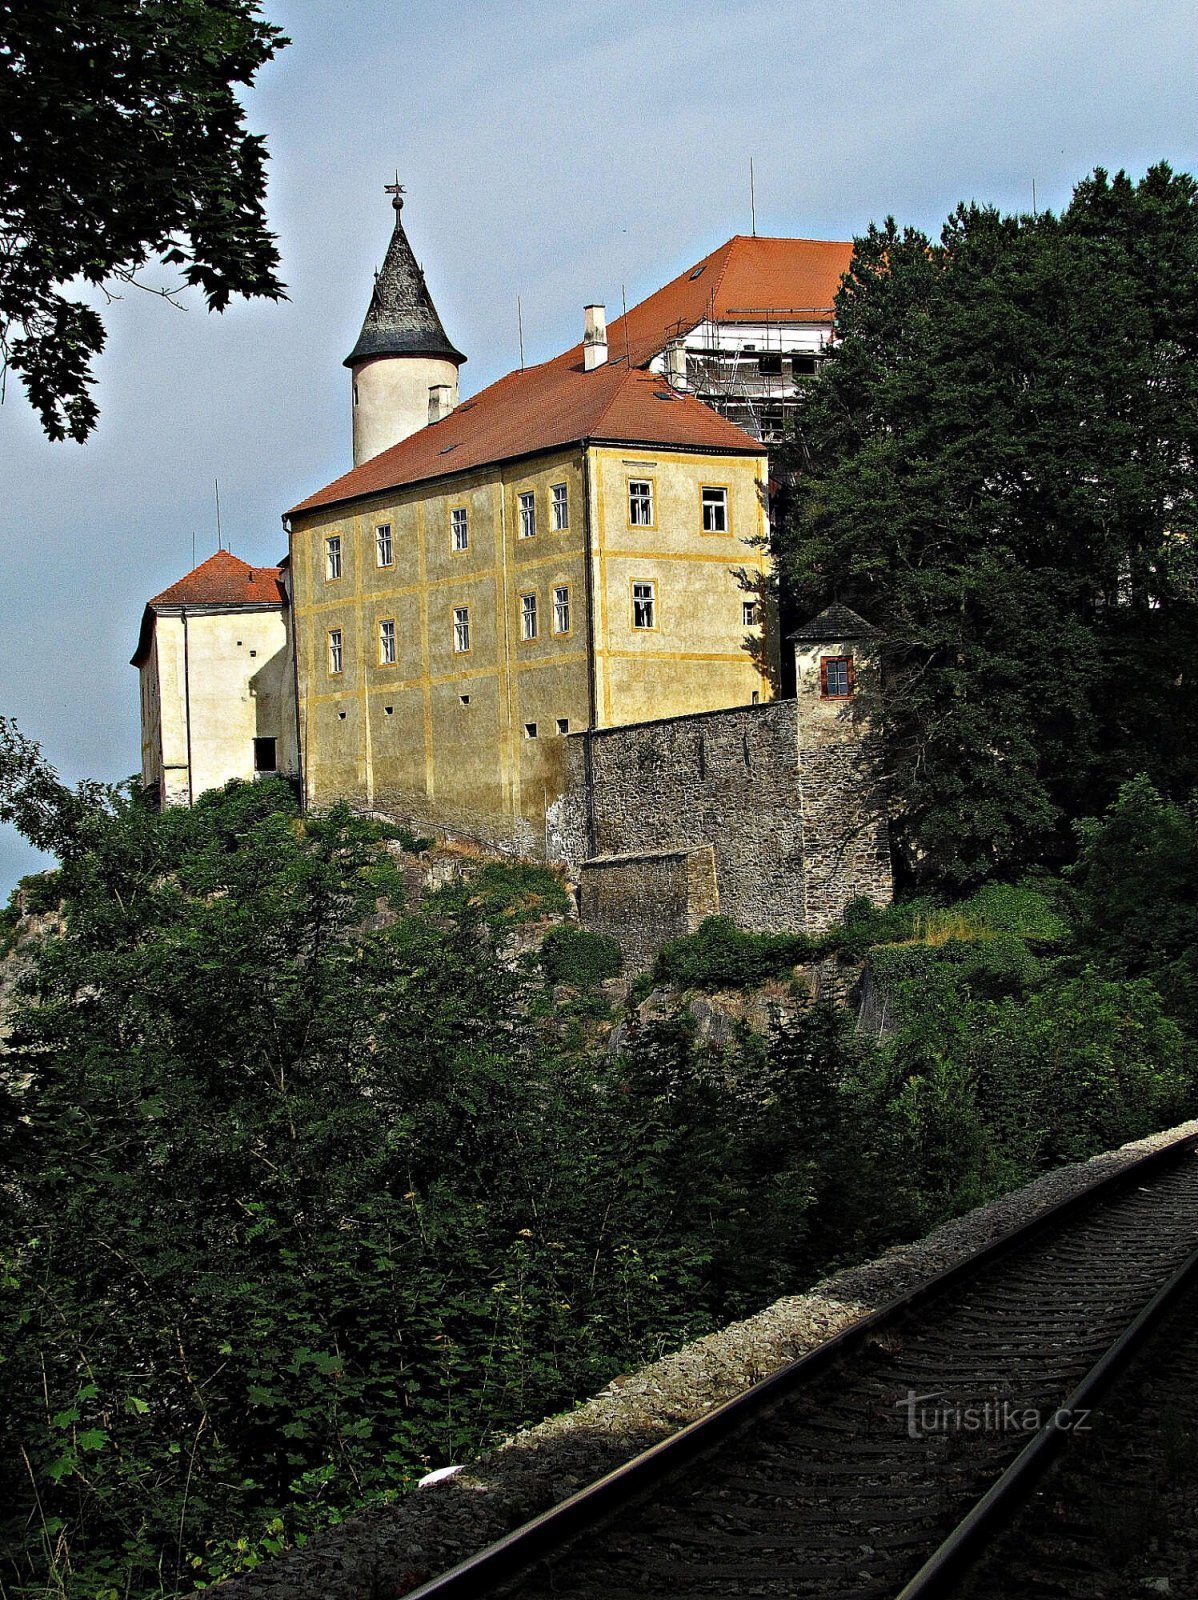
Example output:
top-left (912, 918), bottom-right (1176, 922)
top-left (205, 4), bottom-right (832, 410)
top-left (868, 932), bottom-right (1042, 1006)
top-left (539, 925), bottom-right (623, 988)
top-left (14, 869), bottom-right (62, 917)
top-left (362, 819), bottom-right (434, 853)
top-left (439, 860), bottom-right (572, 925)
top-left (779, 163), bottom-right (1198, 883)
top-left (653, 915), bottom-right (816, 990)
top-left (1, 727), bottom-right (1194, 1600)
top-left (0, 0), bottom-right (287, 440)
top-left (1066, 775), bottom-right (1198, 1022)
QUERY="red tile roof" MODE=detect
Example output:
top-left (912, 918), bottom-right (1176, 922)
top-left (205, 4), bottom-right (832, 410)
top-left (132, 551), bottom-right (286, 665)
top-left (148, 549), bottom-right (286, 607)
top-left (289, 234), bottom-right (851, 517)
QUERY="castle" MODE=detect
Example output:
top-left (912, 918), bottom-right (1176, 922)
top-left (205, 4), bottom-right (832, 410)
top-left (133, 191), bottom-right (891, 959)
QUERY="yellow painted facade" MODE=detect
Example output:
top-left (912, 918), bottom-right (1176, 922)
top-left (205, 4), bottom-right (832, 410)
top-left (289, 442), bottom-right (772, 844)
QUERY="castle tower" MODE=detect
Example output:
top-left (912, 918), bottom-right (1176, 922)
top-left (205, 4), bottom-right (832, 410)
top-left (344, 184), bottom-right (466, 466)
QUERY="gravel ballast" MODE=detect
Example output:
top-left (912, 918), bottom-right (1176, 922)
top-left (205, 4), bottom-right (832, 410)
top-left (203, 1118), bottom-right (1198, 1600)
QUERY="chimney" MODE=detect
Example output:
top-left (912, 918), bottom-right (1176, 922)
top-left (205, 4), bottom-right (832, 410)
top-left (665, 338), bottom-right (688, 390)
top-left (583, 304), bottom-right (607, 371)
top-left (428, 383), bottom-right (454, 424)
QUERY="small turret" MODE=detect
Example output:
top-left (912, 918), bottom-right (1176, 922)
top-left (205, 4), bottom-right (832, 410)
top-left (791, 603), bottom-right (883, 744)
top-left (345, 183), bottom-right (466, 466)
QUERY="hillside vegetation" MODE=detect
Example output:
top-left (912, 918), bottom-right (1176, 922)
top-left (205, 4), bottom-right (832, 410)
top-left (0, 734), bottom-right (1194, 1600)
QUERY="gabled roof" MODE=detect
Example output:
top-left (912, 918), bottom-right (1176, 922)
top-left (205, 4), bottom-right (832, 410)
top-left (345, 194), bottom-right (465, 369)
top-left (148, 549), bottom-right (286, 608)
top-left (289, 233), bottom-right (851, 519)
top-left (790, 603), bottom-right (883, 642)
top-left (132, 551), bottom-right (286, 666)
top-left (586, 234), bottom-right (854, 370)
top-left (290, 364), bottom-right (764, 515)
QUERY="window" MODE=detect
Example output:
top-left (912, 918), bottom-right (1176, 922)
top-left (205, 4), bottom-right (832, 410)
top-left (375, 523), bottom-right (393, 567)
top-left (758, 354), bottom-right (783, 375)
top-left (459, 694), bottom-right (471, 706)
top-left (821, 655), bottom-right (854, 698)
top-left (326, 536), bottom-right (342, 580)
top-left (553, 584), bottom-right (571, 635)
top-left (451, 507), bottom-right (469, 550)
top-left (628, 479), bottom-right (654, 526)
top-left (551, 482), bottom-right (569, 530)
top-left (521, 592), bottom-right (538, 640)
top-left (524, 722), bottom-right (538, 739)
top-left (453, 606), bottom-right (471, 653)
top-left (702, 486), bottom-right (729, 533)
top-left (379, 618), bottom-right (396, 665)
top-left (742, 599), bottom-right (759, 627)
top-left (253, 737), bottom-right (277, 773)
top-left (794, 355), bottom-right (818, 377)
top-left (328, 629), bottom-right (343, 674)
top-left (518, 490), bottom-right (536, 538)
top-left (632, 580), bottom-right (656, 629)
top-left (556, 717), bottom-right (569, 735)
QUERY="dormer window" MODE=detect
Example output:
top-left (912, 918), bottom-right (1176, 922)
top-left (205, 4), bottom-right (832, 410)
top-left (820, 655), bottom-right (854, 699)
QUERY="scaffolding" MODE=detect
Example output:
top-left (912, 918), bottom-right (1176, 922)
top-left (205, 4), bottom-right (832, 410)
top-left (661, 302), bottom-right (831, 443)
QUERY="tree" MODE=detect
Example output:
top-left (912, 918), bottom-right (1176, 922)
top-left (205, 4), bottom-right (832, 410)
top-left (778, 164), bottom-right (1198, 885)
top-left (0, 0), bottom-right (287, 441)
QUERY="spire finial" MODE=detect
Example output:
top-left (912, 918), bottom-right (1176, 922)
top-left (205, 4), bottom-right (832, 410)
top-left (385, 173), bottom-right (404, 214)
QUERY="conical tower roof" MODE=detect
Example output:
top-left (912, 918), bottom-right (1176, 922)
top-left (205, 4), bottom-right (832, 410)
top-left (344, 187), bottom-right (466, 369)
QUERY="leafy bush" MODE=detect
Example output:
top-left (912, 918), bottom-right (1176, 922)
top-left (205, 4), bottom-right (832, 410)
top-left (540, 925), bottom-right (623, 987)
top-left (654, 916), bottom-right (815, 990)
top-left (1066, 775), bottom-right (1198, 1026)
top-left (16, 868), bottom-right (62, 916)
top-left (455, 860), bottom-right (572, 924)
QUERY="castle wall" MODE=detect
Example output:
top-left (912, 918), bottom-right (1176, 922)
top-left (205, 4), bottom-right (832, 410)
top-left (551, 701), bottom-right (809, 936)
top-left (550, 694), bottom-right (892, 967)
top-left (578, 846), bottom-right (719, 973)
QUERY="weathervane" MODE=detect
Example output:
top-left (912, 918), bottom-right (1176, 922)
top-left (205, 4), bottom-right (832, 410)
top-left (385, 173), bottom-right (405, 212)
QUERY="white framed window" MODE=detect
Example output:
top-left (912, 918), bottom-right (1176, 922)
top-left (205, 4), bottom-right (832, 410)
top-left (375, 523), bottom-right (393, 566)
top-left (550, 482), bottom-right (569, 530)
top-left (379, 618), bottom-right (396, 665)
top-left (328, 628), bottom-right (343, 674)
top-left (453, 606), bottom-right (471, 653)
top-left (518, 490), bottom-right (536, 539)
top-left (553, 584), bottom-right (571, 635)
top-left (556, 717), bottom-right (569, 735)
top-left (632, 580), bottom-right (656, 630)
top-left (451, 507), bottom-right (469, 551)
top-left (524, 722), bottom-right (538, 739)
top-left (326, 536), bottom-right (342, 580)
top-left (701, 486), bottom-right (729, 533)
top-left (628, 479), bottom-right (654, 526)
top-left (742, 599), bottom-right (759, 627)
top-left (521, 592), bottom-right (538, 640)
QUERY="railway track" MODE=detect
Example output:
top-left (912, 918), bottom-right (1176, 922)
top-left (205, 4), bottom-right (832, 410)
top-left (400, 1131), bottom-right (1198, 1599)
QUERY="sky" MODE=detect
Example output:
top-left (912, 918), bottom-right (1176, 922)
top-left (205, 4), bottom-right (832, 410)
top-left (2, 0), bottom-right (1196, 894)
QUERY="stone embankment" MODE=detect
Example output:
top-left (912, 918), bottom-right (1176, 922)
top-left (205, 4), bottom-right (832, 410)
top-left (200, 1118), bottom-right (1198, 1600)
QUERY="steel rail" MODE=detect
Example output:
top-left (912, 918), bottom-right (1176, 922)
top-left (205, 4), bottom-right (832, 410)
top-left (400, 1129), bottom-right (1198, 1600)
top-left (894, 1233), bottom-right (1198, 1598)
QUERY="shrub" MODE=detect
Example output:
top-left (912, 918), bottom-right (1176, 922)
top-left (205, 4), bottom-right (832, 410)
top-left (654, 916), bottom-right (815, 990)
top-left (16, 868), bottom-right (62, 916)
top-left (540, 925), bottom-right (623, 988)
top-left (467, 861), bottom-right (572, 923)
